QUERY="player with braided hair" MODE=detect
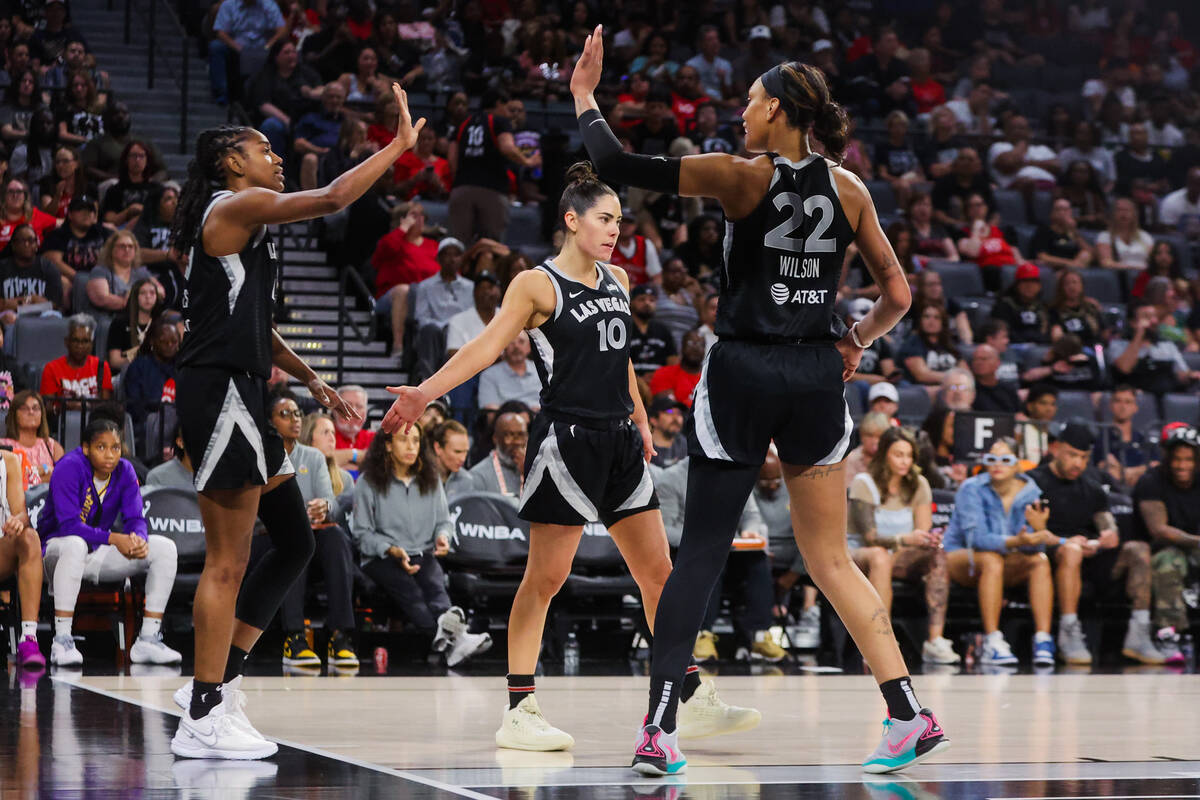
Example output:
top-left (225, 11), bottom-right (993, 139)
top-left (169, 84), bottom-right (425, 760)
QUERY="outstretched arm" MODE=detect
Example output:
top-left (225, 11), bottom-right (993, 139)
top-left (271, 330), bottom-right (360, 422)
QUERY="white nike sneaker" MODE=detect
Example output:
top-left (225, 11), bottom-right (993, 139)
top-left (676, 679), bottom-right (762, 739)
top-left (130, 633), bottom-right (183, 664)
top-left (50, 634), bottom-right (84, 666)
top-left (171, 701), bottom-right (278, 760)
top-left (921, 636), bottom-right (961, 665)
top-left (433, 607), bottom-right (466, 653)
top-left (495, 695), bottom-right (575, 751)
top-left (446, 630), bottom-right (492, 667)
top-left (174, 676), bottom-right (268, 742)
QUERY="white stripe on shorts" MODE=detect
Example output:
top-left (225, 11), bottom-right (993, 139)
top-left (615, 458), bottom-right (654, 512)
top-left (194, 379), bottom-right (269, 491)
top-left (519, 425), bottom-right (599, 522)
top-left (690, 348), bottom-right (733, 462)
top-left (814, 389), bottom-right (853, 466)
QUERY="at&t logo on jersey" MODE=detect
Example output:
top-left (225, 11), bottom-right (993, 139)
top-left (770, 283), bottom-right (790, 305)
top-left (771, 255), bottom-right (828, 305)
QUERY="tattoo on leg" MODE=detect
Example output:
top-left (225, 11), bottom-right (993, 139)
top-left (796, 464), bottom-right (843, 481)
top-left (925, 559), bottom-right (949, 632)
top-left (870, 606), bottom-right (893, 636)
top-left (1124, 551), bottom-right (1152, 610)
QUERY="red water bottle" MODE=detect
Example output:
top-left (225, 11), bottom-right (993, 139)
top-left (374, 646), bottom-right (388, 673)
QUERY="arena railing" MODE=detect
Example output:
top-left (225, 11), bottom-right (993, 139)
top-left (121, 0), bottom-right (191, 154)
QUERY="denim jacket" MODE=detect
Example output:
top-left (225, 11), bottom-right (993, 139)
top-left (943, 472), bottom-right (1043, 555)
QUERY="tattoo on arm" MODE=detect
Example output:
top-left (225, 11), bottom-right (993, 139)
top-left (850, 498), bottom-right (883, 546)
top-left (1139, 500), bottom-right (1200, 548)
top-left (1093, 511), bottom-right (1116, 535)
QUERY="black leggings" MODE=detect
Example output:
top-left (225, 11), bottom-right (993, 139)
top-left (235, 478), bottom-right (317, 630)
top-left (649, 456), bottom-right (760, 726)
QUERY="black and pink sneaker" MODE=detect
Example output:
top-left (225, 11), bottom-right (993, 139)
top-left (631, 722), bottom-right (687, 777)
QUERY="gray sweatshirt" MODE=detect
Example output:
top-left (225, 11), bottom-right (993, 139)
top-left (332, 466), bottom-right (354, 526)
top-left (289, 443), bottom-right (334, 505)
top-left (444, 468), bottom-right (477, 500)
top-left (351, 472), bottom-right (452, 562)
top-left (649, 457), bottom-right (763, 548)
top-left (145, 458), bottom-right (194, 491)
top-left (467, 451), bottom-right (522, 503)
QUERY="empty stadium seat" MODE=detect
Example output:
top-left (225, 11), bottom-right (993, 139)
top-left (897, 385), bottom-right (932, 425)
top-left (12, 316), bottom-right (69, 368)
top-left (1054, 390), bottom-right (1097, 423)
top-left (1080, 268), bottom-right (1123, 304)
top-left (928, 260), bottom-right (985, 297)
top-left (1030, 191), bottom-right (1054, 225)
top-left (1161, 393), bottom-right (1200, 426)
top-left (865, 180), bottom-right (897, 216)
top-left (994, 189), bottom-right (1026, 224)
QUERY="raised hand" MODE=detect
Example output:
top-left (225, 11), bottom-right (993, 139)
top-left (570, 24), bottom-right (604, 99)
top-left (390, 82), bottom-right (426, 153)
top-left (308, 378), bottom-right (361, 423)
top-left (381, 384), bottom-right (427, 434)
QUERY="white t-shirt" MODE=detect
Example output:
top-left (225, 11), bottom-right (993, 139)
top-left (988, 141), bottom-right (1059, 188)
top-left (1159, 189), bottom-right (1200, 236)
top-left (1096, 229), bottom-right (1154, 268)
top-left (445, 306), bottom-right (488, 351)
top-left (1082, 80), bottom-right (1135, 109)
top-left (1146, 121), bottom-right (1185, 148)
top-left (943, 99), bottom-right (995, 135)
top-left (1058, 146), bottom-right (1116, 187)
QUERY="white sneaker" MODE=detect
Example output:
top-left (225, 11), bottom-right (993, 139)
top-left (50, 634), bottom-right (83, 666)
top-left (921, 636), bottom-right (961, 665)
top-left (446, 630), bottom-right (492, 667)
top-left (979, 633), bottom-right (1018, 666)
top-left (676, 679), bottom-right (762, 739)
top-left (130, 633), bottom-right (183, 664)
top-left (171, 702), bottom-right (278, 760)
top-left (433, 607), bottom-right (466, 653)
top-left (174, 676), bottom-right (268, 742)
top-left (495, 695), bottom-right (575, 751)
top-left (787, 606), bottom-right (821, 650)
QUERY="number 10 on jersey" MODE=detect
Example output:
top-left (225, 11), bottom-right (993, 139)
top-left (596, 318), bottom-right (627, 352)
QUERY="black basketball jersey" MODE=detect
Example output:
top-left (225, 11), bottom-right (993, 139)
top-left (178, 190), bottom-right (280, 378)
top-left (526, 260), bottom-right (635, 422)
top-left (452, 112), bottom-right (513, 193)
top-left (715, 153), bottom-right (855, 342)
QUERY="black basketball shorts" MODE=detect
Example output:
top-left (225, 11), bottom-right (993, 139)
top-left (686, 340), bottom-right (853, 467)
top-left (177, 366), bottom-right (294, 492)
top-left (518, 413), bottom-right (660, 527)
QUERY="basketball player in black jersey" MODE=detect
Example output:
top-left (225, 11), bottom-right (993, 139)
top-left (382, 163), bottom-right (760, 752)
top-left (167, 85), bottom-right (426, 760)
top-left (570, 28), bottom-right (950, 776)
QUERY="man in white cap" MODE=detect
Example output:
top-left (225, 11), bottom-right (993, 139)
top-left (734, 25), bottom-right (783, 98)
top-left (868, 382), bottom-right (899, 420)
top-left (411, 238), bottom-right (473, 380)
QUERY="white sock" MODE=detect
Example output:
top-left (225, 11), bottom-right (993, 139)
top-left (140, 616), bottom-right (161, 639)
top-left (1131, 609), bottom-right (1150, 624)
top-left (54, 616), bottom-right (73, 639)
top-left (1034, 631), bottom-right (1053, 643)
top-left (1060, 613), bottom-right (1078, 626)
top-left (21, 621), bottom-right (36, 639)
top-left (985, 630), bottom-right (1005, 644)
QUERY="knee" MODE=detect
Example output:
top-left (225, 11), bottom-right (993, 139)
top-left (524, 565), bottom-right (571, 602)
top-left (866, 547), bottom-right (893, 573)
top-left (1056, 542), bottom-right (1084, 567)
top-left (1123, 539), bottom-right (1151, 564)
top-left (975, 551), bottom-right (1004, 575)
top-left (57, 535), bottom-right (89, 563)
top-left (1029, 552), bottom-right (1051, 573)
top-left (302, 153), bottom-right (317, 170)
top-left (147, 534), bottom-right (177, 564)
top-left (16, 527), bottom-right (41, 560)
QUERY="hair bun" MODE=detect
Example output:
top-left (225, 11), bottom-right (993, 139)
top-left (564, 161), bottom-right (600, 185)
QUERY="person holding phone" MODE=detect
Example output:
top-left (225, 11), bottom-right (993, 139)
top-left (943, 437), bottom-right (1057, 667)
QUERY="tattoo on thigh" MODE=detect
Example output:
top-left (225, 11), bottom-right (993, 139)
top-left (870, 606), bottom-right (893, 636)
top-left (796, 464), bottom-right (843, 481)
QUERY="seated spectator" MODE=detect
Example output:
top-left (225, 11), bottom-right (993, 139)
top-left (466, 411), bottom-right (526, 500)
top-left (650, 329), bottom-right (705, 408)
top-left (689, 102), bottom-right (736, 155)
top-left (990, 263), bottom-right (1050, 345)
top-left (909, 269), bottom-right (971, 344)
top-left (1109, 301), bottom-right (1199, 396)
top-left (1159, 166), bottom-right (1200, 240)
top-left (10, 108), bottom-right (61, 187)
top-left (1143, 277), bottom-right (1191, 350)
top-left (609, 205), bottom-right (662, 287)
top-left (755, 448), bottom-right (821, 648)
top-left (629, 284), bottom-right (677, 377)
top-left (352, 424), bottom-right (491, 664)
top-left (122, 315), bottom-right (178, 425)
top-left (412, 237), bottom-right (472, 331)
top-left (938, 368), bottom-right (976, 411)
top-left (38, 145), bottom-right (96, 219)
top-left (931, 147), bottom-right (993, 229)
top-left (848, 300), bottom-right (898, 385)
top-left (1058, 121), bottom-right (1116, 192)
top-left (1048, 268), bottom-right (1106, 346)
top-left (1, 390), bottom-right (64, 489)
top-left (907, 192), bottom-right (957, 262)
top-left (885, 221), bottom-right (921, 275)
top-left (1114, 122), bottom-right (1169, 198)
top-left (266, 392), bottom-right (359, 670)
top-left (81, 103), bottom-right (166, 184)
top-left (300, 411), bottom-right (354, 523)
top-left (294, 81), bottom-right (348, 182)
top-left (1024, 384), bottom-right (1059, 423)
top-left (332, 384), bottom-right (373, 470)
top-left (99, 140), bottom-right (162, 228)
top-left (0, 222), bottom-right (63, 323)
top-left (494, 250), bottom-right (530, 297)
top-left (207, 0), bottom-right (287, 106)
top-left (145, 423), bottom-right (194, 489)
top-left (944, 81), bottom-right (996, 138)
top-left (39, 418), bottom-right (181, 667)
top-left (479, 331), bottom-right (541, 411)
top-left (1098, 198), bottom-right (1155, 275)
top-left (848, 427), bottom-right (959, 665)
top-left (674, 214), bottom-right (725, 280)
top-left (921, 405), bottom-right (967, 487)
top-left (631, 86), bottom-right (682, 155)
top-left (132, 182), bottom-right (179, 264)
top-left (247, 39), bottom-right (323, 157)
top-left (648, 395), bottom-right (687, 468)
top-left (944, 437), bottom-right (1056, 666)
top-left (87, 230), bottom-right (157, 316)
top-left (873, 111), bottom-right (926, 209)
top-left (971, 344), bottom-right (1021, 413)
top-left (1023, 334), bottom-right (1103, 391)
top-left (1096, 385), bottom-right (1150, 491)
top-left (921, 106), bottom-right (968, 181)
top-left (1134, 426), bottom-right (1200, 663)
top-left (105, 278), bottom-right (161, 373)
top-left (55, 70), bottom-right (105, 147)
top-left (0, 444), bottom-right (44, 667)
top-left (391, 124), bottom-right (450, 201)
top-left (0, 327), bottom-right (24, 416)
top-left (1027, 423), bottom-right (1163, 664)
top-left (653, 259), bottom-right (701, 348)
top-left (1145, 93), bottom-right (1185, 149)
top-left (958, 193), bottom-right (1022, 289)
top-left (669, 65), bottom-right (710, 134)
top-left (41, 193), bottom-right (106, 284)
top-left (371, 202), bottom-right (437, 354)
top-left (32, 1), bottom-right (88, 70)
top-left (629, 33), bottom-right (678, 84)
top-left (988, 115), bottom-right (1060, 193)
top-left (429, 419), bottom-right (474, 500)
top-left (0, 177), bottom-right (59, 247)
top-left (907, 47), bottom-right (946, 115)
top-left (980, 319), bottom-right (1023, 385)
top-left (685, 26), bottom-right (733, 102)
top-left (899, 303), bottom-right (962, 388)
top-left (1131, 240), bottom-right (1183, 300)
top-left (1056, 158), bottom-right (1108, 227)
top-left (44, 39), bottom-right (110, 102)
top-left (446, 272), bottom-right (500, 357)
top-left (314, 118), bottom-right (376, 190)
top-left (845, 412), bottom-right (889, 489)
top-left (1032, 198), bottom-right (1093, 269)
top-left (40, 314), bottom-right (113, 402)
top-left (0, 68), bottom-right (43, 146)
top-left (868, 383), bottom-right (900, 419)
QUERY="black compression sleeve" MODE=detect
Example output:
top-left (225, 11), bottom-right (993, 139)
top-left (578, 108), bottom-right (681, 194)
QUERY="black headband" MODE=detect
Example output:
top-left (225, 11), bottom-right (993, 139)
top-left (760, 64), bottom-right (786, 99)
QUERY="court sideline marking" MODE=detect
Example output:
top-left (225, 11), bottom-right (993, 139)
top-left (51, 675), bottom-right (500, 800)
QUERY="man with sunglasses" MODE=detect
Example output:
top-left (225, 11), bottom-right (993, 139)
top-left (1027, 423), bottom-right (1163, 665)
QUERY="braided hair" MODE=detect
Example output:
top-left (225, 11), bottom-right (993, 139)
top-left (171, 125), bottom-right (251, 254)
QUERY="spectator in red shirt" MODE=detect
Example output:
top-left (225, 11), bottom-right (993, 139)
top-left (649, 329), bottom-right (706, 407)
top-left (371, 201), bottom-right (439, 355)
top-left (958, 193), bottom-right (1022, 292)
top-left (670, 64), bottom-right (709, 134)
top-left (907, 48), bottom-right (945, 114)
top-left (613, 71), bottom-right (650, 131)
top-left (39, 313), bottom-right (113, 402)
top-left (0, 177), bottom-right (58, 247)
top-left (333, 383), bottom-right (374, 472)
top-left (391, 124), bottom-right (451, 200)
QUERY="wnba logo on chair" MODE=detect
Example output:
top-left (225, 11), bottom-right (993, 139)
top-left (770, 283), bottom-right (790, 305)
